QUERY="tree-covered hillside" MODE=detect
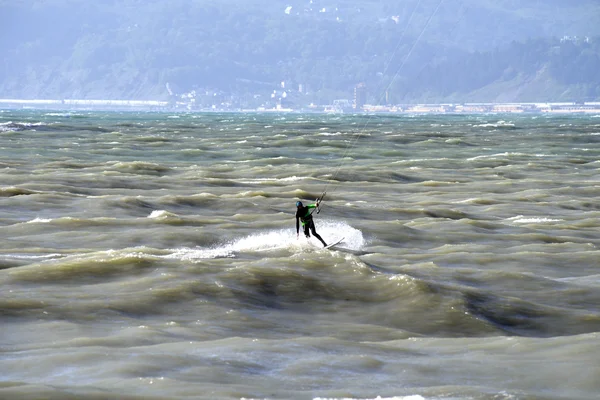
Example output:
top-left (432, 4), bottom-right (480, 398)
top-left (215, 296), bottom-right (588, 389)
top-left (2, 0), bottom-right (600, 105)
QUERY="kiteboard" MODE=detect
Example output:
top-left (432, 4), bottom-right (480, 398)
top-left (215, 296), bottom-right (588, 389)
top-left (324, 237), bottom-right (344, 249)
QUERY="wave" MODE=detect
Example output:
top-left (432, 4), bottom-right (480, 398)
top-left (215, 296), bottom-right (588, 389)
top-left (507, 215), bottom-right (563, 224)
top-left (164, 221), bottom-right (366, 261)
top-left (0, 186), bottom-right (38, 197)
top-left (109, 161), bottom-right (171, 176)
top-left (147, 210), bottom-right (179, 220)
top-left (4, 247), bottom-right (167, 285)
top-left (467, 152), bottom-right (549, 161)
top-left (2, 253), bottom-right (64, 261)
top-left (462, 290), bottom-right (600, 337)
top-left (0, 121), bottom-right (112, 133)
top-left (15, 212), bottom-right (185, 227)
top-left (0, 121), bottom-right (46, 132)
top-left (4, 229), bottom-right (600, 339)
top-left (27, 217), bottom-right (53, 224)
top-left (20, 216), bottom-right (123, 227)
top-left (234, 176), bottom-right (305, 184)
top-left (472, 120), bottom-right (517, 129)
top-left (155, 193), bottom-right (218, 210)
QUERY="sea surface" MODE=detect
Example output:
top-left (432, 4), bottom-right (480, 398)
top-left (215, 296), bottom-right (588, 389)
top-left (1, 110), bottom-right (600, 400)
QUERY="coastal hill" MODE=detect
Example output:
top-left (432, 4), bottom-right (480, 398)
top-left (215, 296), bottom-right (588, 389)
top-left (1, 0), bottom-right (599, 105)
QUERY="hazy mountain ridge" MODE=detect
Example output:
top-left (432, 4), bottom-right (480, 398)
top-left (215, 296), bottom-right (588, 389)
top-left (2, 0), bottom-right (599, 104)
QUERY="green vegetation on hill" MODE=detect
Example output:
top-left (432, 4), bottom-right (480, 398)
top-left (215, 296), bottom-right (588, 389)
top-left (1, 0), bottom-right (599, 105)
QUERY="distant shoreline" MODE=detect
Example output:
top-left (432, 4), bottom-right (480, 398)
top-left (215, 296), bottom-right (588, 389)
top-left (1, 98), bottom-right (599, 114)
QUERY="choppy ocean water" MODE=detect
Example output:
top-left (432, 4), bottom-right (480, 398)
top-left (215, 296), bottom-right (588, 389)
top-left (1, 109), bottom-right (600, 400)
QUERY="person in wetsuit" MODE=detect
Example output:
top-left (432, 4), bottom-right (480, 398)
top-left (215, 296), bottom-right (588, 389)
top-left (295, 200), bottom-right (327, 247)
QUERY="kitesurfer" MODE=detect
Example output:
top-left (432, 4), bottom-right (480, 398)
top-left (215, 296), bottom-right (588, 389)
top-left (295, 200), bottom-right (327, 247)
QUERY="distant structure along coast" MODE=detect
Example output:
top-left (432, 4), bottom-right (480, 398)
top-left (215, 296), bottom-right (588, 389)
top-left (1, 98), bottom-right (599, 114)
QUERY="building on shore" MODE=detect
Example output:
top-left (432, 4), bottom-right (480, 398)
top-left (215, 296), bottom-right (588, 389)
top-left (1, 98), bottom-right (600, 114)
top-left (0, 98), bottom-right (169, 111)
top-left (353, 83), bottom-right (367, 110)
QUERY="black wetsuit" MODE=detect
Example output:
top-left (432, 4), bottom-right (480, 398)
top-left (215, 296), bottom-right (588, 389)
top-left (296, 203), bottom-right (327, 247)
